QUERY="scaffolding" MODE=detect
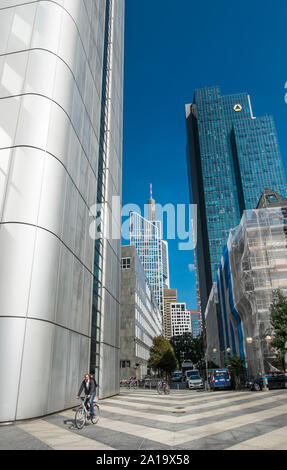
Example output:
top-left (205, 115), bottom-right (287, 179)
top-left (227, 207), bottom-right (287, 376)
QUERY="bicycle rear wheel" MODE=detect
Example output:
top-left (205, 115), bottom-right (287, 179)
top-left (91, 404), bottom-right (100, 425)
top-left (75, 408), bottom-right (86, 429)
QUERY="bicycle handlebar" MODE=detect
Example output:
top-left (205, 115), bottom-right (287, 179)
top-left (78, 396), bottom-right (98, 403)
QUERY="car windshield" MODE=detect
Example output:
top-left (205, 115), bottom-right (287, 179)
top-left (187, 372), bottom-right (200, 378)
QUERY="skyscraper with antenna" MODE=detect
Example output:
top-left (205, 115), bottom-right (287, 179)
top-left (130, 185), bottom-right (170, 323)
top-left (148, 183), bottom-right (156, 222)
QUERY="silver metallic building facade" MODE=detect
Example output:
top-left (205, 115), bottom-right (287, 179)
top-left (0, 0), bottom-right (124, 422)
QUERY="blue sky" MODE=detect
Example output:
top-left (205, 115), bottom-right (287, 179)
top-left (122, 0), bottom-right (287, 310)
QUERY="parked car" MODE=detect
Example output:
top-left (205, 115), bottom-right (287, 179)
top-left (171, 371), bottom-right (183, 382)
top-left (209, 368), bottom-right (232, 391)
top-left (247, 373), bottom-right (287, 391)
top-left (186, 370), bottom-right (204, 390)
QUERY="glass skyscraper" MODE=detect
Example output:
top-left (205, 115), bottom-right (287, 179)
top-left (130, 187), bottom-right (170, 324)
top-left (189, 310), bottom-right (201, 338)
top-left (186, 86), bottom-right (287, 313)
top-left (0, 0), bottom-right (124, 422)
top-left (161, 240), bottom-right (170, 289)
top-left (130, 212), bottom-right (164, 323)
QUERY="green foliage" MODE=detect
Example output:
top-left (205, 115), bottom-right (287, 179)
top-left (270, 289), bottom-right (287, 370)
top-left (225, 355), bottom-right (245, 378)
top-left (158, 348), bottom-right (178, 376)
top-left (170, 333), bottom-right (204, 367)
top-left (148, 336), bottom-right (166, 370)
top-left (197, 359), bottom-right (218, 380)
top-left (191, 335), bottom-right (205, 365)
top-left (148, 336), bottom-right (178, 376)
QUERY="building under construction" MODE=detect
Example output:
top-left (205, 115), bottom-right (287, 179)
top-left (206, 189), bottom-right (287, 377)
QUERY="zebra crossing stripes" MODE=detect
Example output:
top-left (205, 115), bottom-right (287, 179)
top-left (102, 391), bottom-right (284, 415)
top-left (16, 419), bottom-right (115, 451)
top-left (1, 389), bottom-right (286, 450)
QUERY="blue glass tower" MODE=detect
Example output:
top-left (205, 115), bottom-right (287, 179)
top-left (186, 86), bottom-right (287, 314)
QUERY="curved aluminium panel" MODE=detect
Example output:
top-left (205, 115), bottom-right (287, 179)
top-left (0, 0), bottom-right (124, 421)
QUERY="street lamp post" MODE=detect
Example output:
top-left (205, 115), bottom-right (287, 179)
top-left (205, 355), bottom-right (210, 392)
top-left (246, 335), bottom-right (272, 391)
top-left (213, 347), bottom-right (231, 366)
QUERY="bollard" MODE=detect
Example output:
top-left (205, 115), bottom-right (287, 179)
top-left (263, 377), bottom-right (269, 392)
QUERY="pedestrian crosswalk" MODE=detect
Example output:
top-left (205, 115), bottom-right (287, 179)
top-left (17, 419), bottom-right (114, 451)
top-left (1, 389), bottom-right (287, 450)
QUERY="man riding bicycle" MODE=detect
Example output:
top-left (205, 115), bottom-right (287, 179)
top-left (76, 374), bottom-right (97, 419)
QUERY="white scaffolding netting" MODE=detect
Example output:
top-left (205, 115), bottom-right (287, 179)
top-left (227, 207), bottom-right (287, 374)
top-left (229, 207), bottom-right (287, 309)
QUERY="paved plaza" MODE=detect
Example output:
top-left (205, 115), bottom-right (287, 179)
top-left (1, 389), bottom-right (287, 450)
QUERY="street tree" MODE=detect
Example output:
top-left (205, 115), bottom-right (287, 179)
top-left (225, 355), bottom-right (245, 388)
top-left (158, 347), bottom-right (178, 378)
top-left (170, 332), bottom-right (193, 367)
top-left (148, 336), bottom-right (178, 377)
top-left (270, 289), bottom-right (287, 372)
top-left (170, 333), bottom-right (204, 368)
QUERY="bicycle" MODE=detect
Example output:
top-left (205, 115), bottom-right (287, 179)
top-left (157, 380), bottom-right (170, 395)
top-left (75, 396), bottom-right (100, 429)
top-left (128, 379), bottom-right (138, 389)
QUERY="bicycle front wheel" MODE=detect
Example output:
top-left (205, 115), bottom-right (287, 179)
top-left (91, 404), bottom-right (100, 425)
top-left (75, 408), bottom-right (86, 429)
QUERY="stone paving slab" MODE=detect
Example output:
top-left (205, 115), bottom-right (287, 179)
top-left (0, 389), bottom-right (286, 450)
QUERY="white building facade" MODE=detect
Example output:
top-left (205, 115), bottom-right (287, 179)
top-left (170, 303), bottom-right (192, 337)
top-left (0, 0), bottom-right (124, 422)
top-left (120, 246), bottom-right (162, 380)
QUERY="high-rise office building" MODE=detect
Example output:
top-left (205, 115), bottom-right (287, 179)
top-left (161, 240), bottom-right (170, 289)
top-left (189, 310), bottom-right (202, 338)
top-left (0, 0), bottom-right (124, 422)
top-left (147, 184), bottom-right (170, 290)
top-left (186, 86), bottom-right (287, 313)
top-left (163, 288), bottom-right (177, 340)
top-left (130, 187), bottom-right (170, 323)
top-left (170, 303), bottom-right (192, 338)
top-left (120, 246), bottom-right (162, 380)
top-left (215, 189), bottom-right (287, 376)
top-left (130, 212), bottom-right (164, 321)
